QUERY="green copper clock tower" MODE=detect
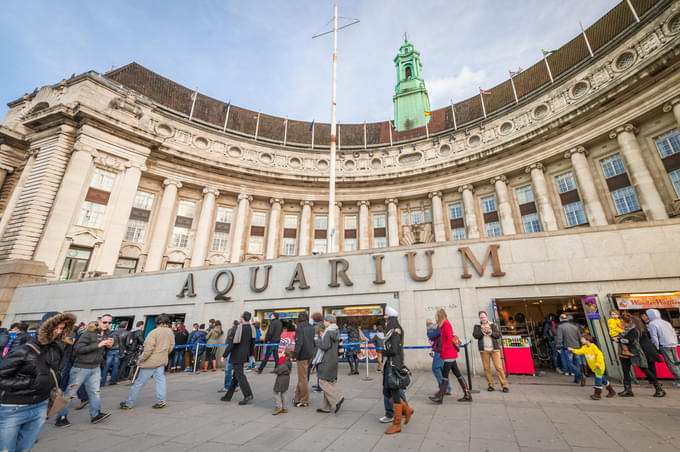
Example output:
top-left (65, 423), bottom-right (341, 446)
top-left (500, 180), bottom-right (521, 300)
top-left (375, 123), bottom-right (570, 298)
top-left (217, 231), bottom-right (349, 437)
top-left (393, 36), bottom-right (431, 132)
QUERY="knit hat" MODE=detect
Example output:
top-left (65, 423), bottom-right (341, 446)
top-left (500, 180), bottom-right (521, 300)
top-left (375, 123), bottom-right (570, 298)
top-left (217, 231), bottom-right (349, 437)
top-left (385, 306), bottom-right (399, 318)
top-left (199, 323), bottom-right (206, 329)
top-left (324, 314), bottom-right (336, 323)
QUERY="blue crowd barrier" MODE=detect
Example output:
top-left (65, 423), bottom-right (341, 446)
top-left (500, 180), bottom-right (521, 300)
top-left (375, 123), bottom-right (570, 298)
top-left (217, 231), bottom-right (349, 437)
top-left (173, 340), bottom-right (472, 351)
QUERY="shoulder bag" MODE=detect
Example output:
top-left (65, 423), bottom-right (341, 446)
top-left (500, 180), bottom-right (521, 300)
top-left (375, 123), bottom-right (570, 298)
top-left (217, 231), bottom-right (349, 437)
top-left (386, 360), bottom-right (412, 390)
top-left (26, 344), bottom-right (70, 418)
top-left (452, 334), bottom-right (462, 352)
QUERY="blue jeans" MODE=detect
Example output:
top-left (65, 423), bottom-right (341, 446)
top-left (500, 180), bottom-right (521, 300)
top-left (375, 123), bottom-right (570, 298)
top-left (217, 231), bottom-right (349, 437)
top-left (59, 366), bottom-right (101, 419)
top-left (547, 340), bottom-right (559, 369)
top-left (384, 390), bottom-right (407, 418)
top-left (257, 345), bottom-right (279, 372)
top-left (432, 352), bottom-right (452, 392)
top-left (246, 355), bottom-right (256, 370)
top-left (561, 348), bottom-right (582, 381)
top-left (125, 366), bottom-right (166, 406)
top-left (171, 349), bottom-right (184, 368)
top-left (594, 374), bottom-right (609, 388)
top-left (223, 354), bottom-right (236, 389)
top-left (101, 349), bottom-right (121, 385)
top-left (59, 360), bottom-right (89, 401)
top-left (0, 399), bottom-right (48, 452)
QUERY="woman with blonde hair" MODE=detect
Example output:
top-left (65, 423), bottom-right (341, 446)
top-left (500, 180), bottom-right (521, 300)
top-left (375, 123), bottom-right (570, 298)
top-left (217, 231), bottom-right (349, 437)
top-left (428, 308), bottom-right (471, 403)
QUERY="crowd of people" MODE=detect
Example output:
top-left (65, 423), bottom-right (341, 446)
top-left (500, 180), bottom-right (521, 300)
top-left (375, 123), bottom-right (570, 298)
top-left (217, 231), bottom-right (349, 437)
top-left (0, 304), bottom-right (678, 451)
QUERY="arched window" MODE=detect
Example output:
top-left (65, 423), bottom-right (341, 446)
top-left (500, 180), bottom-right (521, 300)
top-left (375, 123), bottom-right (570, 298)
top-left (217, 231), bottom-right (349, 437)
top-left (405, 66), bottom-right (412, 79)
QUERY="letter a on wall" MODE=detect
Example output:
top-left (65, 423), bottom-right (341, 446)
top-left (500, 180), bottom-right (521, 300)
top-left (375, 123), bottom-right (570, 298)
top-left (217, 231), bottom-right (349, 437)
top-left (286, 263), bottom-right (310, 291)
top-left (177, 273), bottom-right (197, 298)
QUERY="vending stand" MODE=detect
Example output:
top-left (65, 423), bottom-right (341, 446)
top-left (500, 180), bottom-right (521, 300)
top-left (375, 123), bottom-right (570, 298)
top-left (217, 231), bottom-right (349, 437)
top-left (502, 336), bottom-right (535, 375)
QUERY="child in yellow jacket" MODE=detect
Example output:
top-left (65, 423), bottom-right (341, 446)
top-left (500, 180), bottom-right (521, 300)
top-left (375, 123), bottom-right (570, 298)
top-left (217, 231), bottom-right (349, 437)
top-left (569, 334), bottom-right (616, 400)
top-left (607, 310), bottom-right (632, 357)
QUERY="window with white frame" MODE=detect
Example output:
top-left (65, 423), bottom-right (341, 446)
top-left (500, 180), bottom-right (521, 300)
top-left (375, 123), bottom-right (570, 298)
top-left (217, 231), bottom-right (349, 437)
top-left (448, 203), bottom-right (463, 220)
top-left (313, 238), bottom-right (327, 254)
top-left (77, 201), bottom-right (106, 228)
top-left (402, 211), bottom-right (410, 225)
top-left (481, 195), bottom-right (497, 213)
top-left (522, 212), bottom-right (541, 233)
top-left (555, 173), bottom-right (578, 194)
top-left (670, 169), bottom-right (680, 197)
top-left (177, 200), bottom-right (196, 218)
top-left (114, 258), bottom-right (137, 276)
top-left (556, 172), bottom-right (588, 227)
top-left (216, 206), bottom-right (233, 224)
top-left (171, 226), bottom-right (190, 248)
top-left (448, 202), bottom-right (466, 240)
top-left (125, 191), bottom-right (154, 243)
top-left (281, 237), bottom-right (297, 256)
top-left (124, 219), bottom-right (147, 242)
top-left (600, 154), bottom-right (626, 178)
top-left (600, 154), bottom-right (640, 215)
top-left (344, 238), bottom-right (357, 251)
top-left (251, 211), bottom-right (267, 227)
top-left (373, 213), bottom-right (386, 228)
top-left (211, 231), bottom-right (229, 252)
top-left (344, 215), bottom-right (357, 229)
top-left (211, 206), bottom-right (232, 252)
top-left (315, 215), bottom-right (328, 230)
top-left (90, 168), bottom-right (116, 191)
top-left (374, 237), bottom-right (387, 248)
top-left (611, 186), bottom-right (640, 215)
top-left (516, 185), bottom-right (535, 204)
top-left (654, 129), bottom-right (680, 197)
top-left (132, 191), bottom-right (154, 210)
top-left (284, 214), bottom-right (298, 229)
top-left (563, 201), bottom-right (587, 227)
top-left (485, 222), bottom-right (502, 237)
top-left (248, 235), bottom-right (265, 254)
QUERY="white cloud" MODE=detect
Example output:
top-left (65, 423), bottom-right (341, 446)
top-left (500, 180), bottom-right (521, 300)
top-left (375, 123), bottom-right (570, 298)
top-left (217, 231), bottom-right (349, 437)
top-left (427, 66), bottom-right (487, 107)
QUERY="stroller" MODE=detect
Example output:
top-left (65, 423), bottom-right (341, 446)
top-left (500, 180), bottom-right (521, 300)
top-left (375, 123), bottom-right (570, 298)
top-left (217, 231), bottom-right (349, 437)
top-left (534, 337), bottom-right (553, 369)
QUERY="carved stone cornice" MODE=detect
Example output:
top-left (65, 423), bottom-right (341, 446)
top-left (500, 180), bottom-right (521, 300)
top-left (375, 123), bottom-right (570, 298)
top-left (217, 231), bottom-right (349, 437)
top-left (608, 123), bottom-right (638, 139)
top-left (109, 95), bottom-right (143, 119)
top-left (94, 154), bottom-right (125, 172)
top-left (564, 145), bottom-right (588, 159)
top-left (163, 178), bottom-right (182, 189)
top-left (490, 175), bottom-right (508, 185)
top-left (525, 162), bottom-right (545, 173)
top-left (428, 191), bottom-right (443, 199)
top-left (202, 187), bottom-right (220, 197)
top-left (124, 160), bottom-right (147, 172)
top-left (71, 142), bottom-right (98, 158)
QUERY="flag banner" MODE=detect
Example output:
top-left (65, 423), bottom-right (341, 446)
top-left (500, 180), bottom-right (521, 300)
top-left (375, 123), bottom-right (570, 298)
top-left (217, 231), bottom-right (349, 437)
top-left (191, 91), bottom-right (197, 101)
top-left (542, 49), bottom-right (557, 57)
top-left (222, 103), bottom-right (230, 113)
top-left (252, 113), bottom-right (259, 120)
top-left (479, 88), bottom-right (491, 95)
top-left (309, 120), bottom-right (315, 131)
top-left (509, 67), bottom-right (523, 77)
top-left (283, 118), bottom-right (288, 125)
top-left (424, 111), bottom-right (432, 116)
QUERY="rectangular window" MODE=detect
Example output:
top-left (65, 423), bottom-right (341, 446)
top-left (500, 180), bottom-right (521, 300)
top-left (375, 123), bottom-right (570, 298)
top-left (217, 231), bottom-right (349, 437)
top-left (670, 169), bottom-right (680, 197)
top-left (165, 262), bottom-right (184, 270)
top-left (654, 129), bottom-right (680, 158)
top-left (177, 200), bottom-right (196, 218)
top-left (251, 212), bottom-right (267, 227)
top-left (344, 215), bottom-right (357, 229)
top-left (485, 222), bottom-right (502, 237)
top-left (411, 210), bottom-right (423, 224)
top-left (113, 258), bottom-right (137, 276)
top-left (132, 191), bottom-right (154, 210)
top-left (211, 231), bottom-right (229, 252)
top-left (124, 219), bottom-right (147, 242)
top-left (522, 212), bottom-right (542, 233)
top-left (481, 195), bottom-right (497, 213)
top-left (600, 154), bottom-right (627, 179)
top-left (60, 247), bottom-right (91, 280)
top-left (248, 235), bottom-right (264, 254)
top-left (402, 211), bottom-right (409, 225)
top-left (611, 186), bottom-right (641, 215)
top-left (452, 227), bottom-right (466, 240)
top-left (556, 173), bottom-right (577, 193)
top-left (216, 207), bottom-right (233, 224)
top-left (373, 213), bottom-right (386, 228)
top-left (344, 238), bottom-right (357, 251)
top-left (563, 202), bottom-right (588, 227)
top-left (448, 203), bottom-right (463, 219)
top-left (315, 215), bottom-right (328, 230)
top-left (284, 214), bottom-right (298, 229)
top-left (374, 237), bottom-right (387, 248)
top-left (281, 237), bottom-right (297, 256)
top-left (516, 185), bottom-right (535, 204)
top-left (77, 201), bottom-right (106, 228)
top-left (313, 238), bottom-right (327, 254)
top-left (424, 208), bottom-right (432, 223)
top-left (90, 168), bottom-right (116, 191)
top-left (171, 226), bottom-right (190, 248)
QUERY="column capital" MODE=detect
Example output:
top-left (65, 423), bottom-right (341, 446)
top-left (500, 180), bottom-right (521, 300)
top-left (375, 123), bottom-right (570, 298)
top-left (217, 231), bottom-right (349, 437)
top-left (663, 97), bottom-right (680, 112)
top-left (202, 187), bottom-right (220, 197)
top-left (525, 162), bottom-right (545, 173)
top-left (564, 145), bottom-right (588, 159)
top-left (71, 142), bottom-right (98, 158)
top-left (385, 198), bottom-right (399, 205)
top-left (334, 201), bottom-right (343, 208)
top-left (608, 123), bottom-right (638, 139)
top-left (428, 191), bottom-right (443, 199)
top-left (490, 175), bottom-right (508, 185)
top-left (163, 178), bottom-right (182, 189)
top-left (26, 148), bottom-right (41, 159)
top-left (300, 200), bottom-right (314, 207)
top-left (457, 184), bottom-right (474, 193)
top-left (269, 198), bottom-right (284, 206)
top-left (124, 160), bottom-right (147, 172)
top-left (237, 193), bottom-right (253, 202)
top-left (357, 200), bottom-right (371, 207)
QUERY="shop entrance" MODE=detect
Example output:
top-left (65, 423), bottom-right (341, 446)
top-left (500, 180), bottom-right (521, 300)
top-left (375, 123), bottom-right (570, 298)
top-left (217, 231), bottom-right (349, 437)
top-left (111, 316), bottom-right (135, 332)
top-left (144, 313), bottom-right (186, 337)
top-left (323, 304), bottom-right (386, 362)
top-left (494, 297), bottom-right (589, 375)
top-left (254, 308), bottom-right (309, 360)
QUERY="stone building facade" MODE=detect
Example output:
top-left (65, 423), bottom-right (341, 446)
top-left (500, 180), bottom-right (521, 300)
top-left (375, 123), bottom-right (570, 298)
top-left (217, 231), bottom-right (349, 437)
top-left (1, 0), bottom-right (680, 373)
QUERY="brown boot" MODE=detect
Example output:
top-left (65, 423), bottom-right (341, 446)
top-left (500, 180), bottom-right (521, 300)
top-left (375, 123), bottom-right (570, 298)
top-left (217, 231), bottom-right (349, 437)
top-left (384, 404), bottom-right (402, 434)
top-left (212, 360), bottom-right (217, 371)
top-left (428, 379), bottom-right (448, 404)
top-left (590, 387), bottom-right (602, 400)
top-left (605, 384), bottom-right (617, 398)
top-left (203, 361), bottom-right (209, 372)
top-left (401, 401), bottom-right (414, 425)
top-left (457, 377), bottom-right (472, 402)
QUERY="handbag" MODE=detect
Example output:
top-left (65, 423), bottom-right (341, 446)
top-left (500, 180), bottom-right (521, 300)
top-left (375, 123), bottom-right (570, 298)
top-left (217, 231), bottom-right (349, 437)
top-left (386, 360), bottom-right (412, 390)
top-left (26, 344), bottom-right (70, 418)
top-left (452, 335), bottom-right (462, 352)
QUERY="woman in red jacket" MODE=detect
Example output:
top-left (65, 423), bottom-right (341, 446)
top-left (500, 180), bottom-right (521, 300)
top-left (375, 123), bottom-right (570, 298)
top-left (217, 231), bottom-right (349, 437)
top-left (429, 309), bottom-right (471, 403)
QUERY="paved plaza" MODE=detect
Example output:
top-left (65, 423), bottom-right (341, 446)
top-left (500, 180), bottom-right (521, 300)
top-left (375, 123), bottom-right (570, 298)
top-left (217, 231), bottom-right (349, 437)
top-left (32, 364), bottom-right (680, 452)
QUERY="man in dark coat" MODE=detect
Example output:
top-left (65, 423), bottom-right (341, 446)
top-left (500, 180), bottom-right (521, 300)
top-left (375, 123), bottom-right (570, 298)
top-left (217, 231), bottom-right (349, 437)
top-left (293, 312), bottom-right (315, 407)
top-left (257, 312), bottom-right (282, 373)
top-left (6, 322), bottom-right (32, 356)
top-left (221, 311), bottom-right (255, 405)
top-left (556, 314), bottom-right (583, 384)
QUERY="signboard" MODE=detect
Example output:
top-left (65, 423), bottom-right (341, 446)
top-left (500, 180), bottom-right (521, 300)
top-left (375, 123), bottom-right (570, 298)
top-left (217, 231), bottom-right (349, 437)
top-left (615, 292), bottom-right (680, 310)
top-left (583, 297), bottom-right (600, 320)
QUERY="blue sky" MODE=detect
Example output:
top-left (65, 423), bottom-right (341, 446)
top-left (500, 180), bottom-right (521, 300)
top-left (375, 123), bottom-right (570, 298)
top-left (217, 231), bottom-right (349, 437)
top-left (1, 0), bottom-right (620, 123)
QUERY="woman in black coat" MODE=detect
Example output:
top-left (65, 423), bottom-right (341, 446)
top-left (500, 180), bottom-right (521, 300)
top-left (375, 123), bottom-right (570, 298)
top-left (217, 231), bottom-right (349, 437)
top-left (382, 314), bottom-right (414, 434)
top-left (617, 312), bottom-right (665, 398)
top-left (633, 315), bottom-right (662, 382)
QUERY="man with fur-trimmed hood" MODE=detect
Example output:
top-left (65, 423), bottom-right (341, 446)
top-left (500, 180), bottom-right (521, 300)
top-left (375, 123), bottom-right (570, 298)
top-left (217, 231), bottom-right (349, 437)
top-left (0, 312), bottom-right (76, 452)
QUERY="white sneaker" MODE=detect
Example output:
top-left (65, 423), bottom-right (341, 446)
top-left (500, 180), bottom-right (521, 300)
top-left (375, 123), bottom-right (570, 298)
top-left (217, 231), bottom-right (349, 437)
top-left (674, 381), bottom-right (680, 388)
top-left (379, 416), bottom-right (393, 423)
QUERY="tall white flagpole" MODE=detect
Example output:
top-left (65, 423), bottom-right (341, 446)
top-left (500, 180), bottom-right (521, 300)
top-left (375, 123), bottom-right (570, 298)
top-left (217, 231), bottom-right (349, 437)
top-left (311, 121), bottom-right (315, 149)
top-left (450, 99), bottom-right (457, 130)
top-left (580, 21), bottom-right (594, 57)
top-left (189, 88), bottom-right (198, 121)
top-left (222, 101), bottom-right (231, 133)
top-left (425, 120), bottom-right (429, 138)
top-left (254, 112), bottom-right (261, 140)
top-left (626, 0), bottom-right (640, 23)
top-left (328, 3), bottom-right (339, 253)
top-left (363, 121), bottom-right (367, 149)
top-left (542, 50), bottom-right (554, 83)
top-left (388, 120), bottom-right (393, 146)
top-left (283, 117), bottom-right (288, 146)
top-left (509, 71), bottom-right (519, 104)
top-left (479, 90), bottom-right (487, 119)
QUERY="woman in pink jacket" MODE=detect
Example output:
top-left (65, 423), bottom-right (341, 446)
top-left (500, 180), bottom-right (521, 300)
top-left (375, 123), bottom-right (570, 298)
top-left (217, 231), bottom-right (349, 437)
top-left (429, 309), bottom-right (471, 403)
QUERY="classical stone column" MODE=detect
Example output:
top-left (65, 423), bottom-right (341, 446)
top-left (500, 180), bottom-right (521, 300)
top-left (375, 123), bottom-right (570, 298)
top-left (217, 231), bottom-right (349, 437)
top-left (298, 201), bottom-right (313, 256)
top-left (265, 198), bottom-right (283, 260)
top-left (190, 187), bottom-right (219, 267)
top-left (610, 125), bottom-right (668, 220)
top-left (385, 198), bottom-right (399, 247)
top-left (526, 163), bottom-right (558, 231)
top-left (491, 176), bottom-right (516, 235)
top-left (96, 161), bottom-right (147, 274)
top-left (357, 200), bottom-right (370, 250)
top-left (663, 97), bottom-right (680, 128)
top-left (332, 202), bottom-right (341, 252)
top-left (229, 193), bottom-right (252, 263)
top-left (0, 151), bottom-right (38, 242)
top-left (458, 185), bottom-right (480, 239)
top-left (32, 145), bottom-right (97, 274)
top-left (145, 179), bottom-right (182, 271)
top-left (428, 191), bottom-right (446, 242)
top-left (564, 146), bottom-right (608, 226)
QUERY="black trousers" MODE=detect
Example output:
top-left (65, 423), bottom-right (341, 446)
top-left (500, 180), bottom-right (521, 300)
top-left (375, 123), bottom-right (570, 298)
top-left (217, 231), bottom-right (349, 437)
top-left (227, 363), bottom-right (252, 397)
top-left (382, 387), bottom-right (402, 405)
top-left (621, 358), bottom-right (658, 387)
top-left (441, 360), bottom-right (462, 381)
